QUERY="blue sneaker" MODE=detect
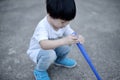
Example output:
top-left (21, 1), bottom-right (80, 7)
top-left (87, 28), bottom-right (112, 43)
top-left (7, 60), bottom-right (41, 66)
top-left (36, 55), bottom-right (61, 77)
top-left (55, 58), bottom-right (77, 68)
top-left (33, 69), bottom-right (50, 80)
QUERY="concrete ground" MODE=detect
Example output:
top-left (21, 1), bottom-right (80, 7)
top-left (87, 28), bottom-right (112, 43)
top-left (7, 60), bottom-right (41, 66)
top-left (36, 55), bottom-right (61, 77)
top-left (0, 0), bottom-right (120, 80)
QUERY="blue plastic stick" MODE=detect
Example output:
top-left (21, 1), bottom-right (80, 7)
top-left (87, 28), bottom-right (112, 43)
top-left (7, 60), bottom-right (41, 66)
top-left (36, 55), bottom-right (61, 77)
top-left (72, 32), bottom-right (102, 80)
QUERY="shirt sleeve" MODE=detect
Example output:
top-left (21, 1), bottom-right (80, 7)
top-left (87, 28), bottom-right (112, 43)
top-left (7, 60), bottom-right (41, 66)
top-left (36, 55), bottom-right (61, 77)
top-left (34, 25), bottom-right (48, 42)
top-left (64, 24), bottom-right (74, 36)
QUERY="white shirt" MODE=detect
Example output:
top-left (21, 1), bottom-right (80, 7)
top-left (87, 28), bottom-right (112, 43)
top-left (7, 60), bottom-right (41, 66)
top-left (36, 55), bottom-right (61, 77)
top-left (27, 16), bottom-right (74, 63)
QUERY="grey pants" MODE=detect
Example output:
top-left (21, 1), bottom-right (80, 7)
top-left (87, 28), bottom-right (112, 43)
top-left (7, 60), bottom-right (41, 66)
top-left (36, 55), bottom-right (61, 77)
top-left (35, 45), bottom-right (71, 71)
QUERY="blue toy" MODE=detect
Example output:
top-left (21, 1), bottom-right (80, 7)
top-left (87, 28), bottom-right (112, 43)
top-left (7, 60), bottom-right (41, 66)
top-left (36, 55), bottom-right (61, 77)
top-left (72, 32), bottom-right (102, 80)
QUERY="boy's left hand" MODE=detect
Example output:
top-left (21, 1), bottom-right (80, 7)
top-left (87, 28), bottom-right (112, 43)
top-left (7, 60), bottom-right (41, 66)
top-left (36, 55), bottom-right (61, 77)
top-left (78, 35), bottom-right (85, 44)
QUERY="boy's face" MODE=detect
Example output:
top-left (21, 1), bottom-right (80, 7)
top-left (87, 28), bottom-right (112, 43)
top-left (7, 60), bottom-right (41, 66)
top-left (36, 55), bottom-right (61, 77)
top-left (52, 19), bottom-right (70, 29)
top-left (48, 16), bottom-right (70, 30)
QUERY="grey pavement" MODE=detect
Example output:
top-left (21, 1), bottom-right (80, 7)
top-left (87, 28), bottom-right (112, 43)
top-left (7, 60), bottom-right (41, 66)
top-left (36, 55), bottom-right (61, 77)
top-left (0, 0), bottom-right (120, 80)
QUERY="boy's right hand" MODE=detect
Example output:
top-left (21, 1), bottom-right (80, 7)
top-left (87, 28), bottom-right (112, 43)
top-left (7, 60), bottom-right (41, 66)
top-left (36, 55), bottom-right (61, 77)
top-left (63, 35), bottom-right (79, 45)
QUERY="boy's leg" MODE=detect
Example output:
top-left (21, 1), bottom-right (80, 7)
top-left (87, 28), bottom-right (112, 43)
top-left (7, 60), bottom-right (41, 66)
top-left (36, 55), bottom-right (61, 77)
top-left (54, 45), bottom-right (77, 68)
top-left (36, 50), bottom-right (56, 71)
top-left (34, 50), bottom-right (57, 80)
top-left (54, 45), bottom-right (70, 61)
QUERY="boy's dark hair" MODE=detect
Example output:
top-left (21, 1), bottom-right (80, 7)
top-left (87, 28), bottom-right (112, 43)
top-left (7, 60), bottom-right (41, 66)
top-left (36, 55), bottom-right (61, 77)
top-left (46, 0), bottom-right (76, 21)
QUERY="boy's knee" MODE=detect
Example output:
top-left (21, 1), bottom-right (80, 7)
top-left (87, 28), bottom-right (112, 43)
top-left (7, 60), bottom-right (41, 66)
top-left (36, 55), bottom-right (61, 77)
top-left (37, 50), bottom-right (56, 64)
top-left (55, 45), bottom-right (71, 56)
top-left (60, 45), bottom-right (71, 54)
top-left (44, 50), bottom-right (57, 64)
top-left (48, 50), bottom-right (57, 63)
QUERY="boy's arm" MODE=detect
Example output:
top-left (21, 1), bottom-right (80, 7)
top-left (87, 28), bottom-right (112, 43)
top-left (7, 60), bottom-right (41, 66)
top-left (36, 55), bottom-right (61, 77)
top-left (39, 35), bottom-right (79, 50)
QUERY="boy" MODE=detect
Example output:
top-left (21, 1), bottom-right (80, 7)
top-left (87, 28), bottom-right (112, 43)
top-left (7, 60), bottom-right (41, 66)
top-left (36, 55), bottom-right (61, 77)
top-left (27, 0), bottom-right (84, 80)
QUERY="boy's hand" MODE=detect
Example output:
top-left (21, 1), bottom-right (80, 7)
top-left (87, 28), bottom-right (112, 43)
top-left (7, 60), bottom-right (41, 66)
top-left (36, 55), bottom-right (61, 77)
top-left (78, 35), bottom-right (85, 44)
top-left (63, 35), bottom-right (79, 45)
top-left (63, 35), bottom-right (85, 45)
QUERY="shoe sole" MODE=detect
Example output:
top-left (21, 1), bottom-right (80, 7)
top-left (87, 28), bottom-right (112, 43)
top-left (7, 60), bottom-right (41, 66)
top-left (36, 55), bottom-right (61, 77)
top-left (54, 62), bottom-right (77, 68)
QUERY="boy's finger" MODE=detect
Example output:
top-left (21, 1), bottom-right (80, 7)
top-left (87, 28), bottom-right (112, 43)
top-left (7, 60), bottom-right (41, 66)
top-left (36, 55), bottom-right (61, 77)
top-left (71, 35), bottom-right (78, 39)
top-left (73, 36), bottom-right (78, 40)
